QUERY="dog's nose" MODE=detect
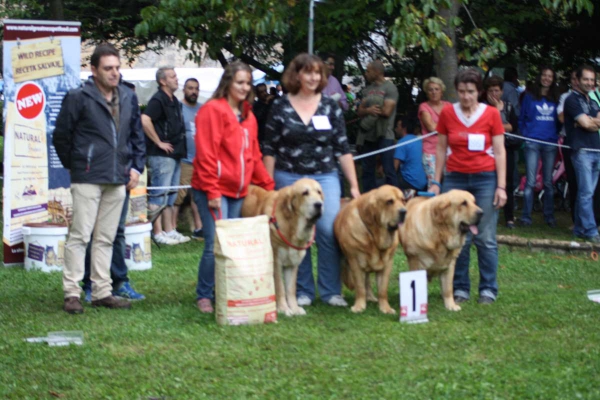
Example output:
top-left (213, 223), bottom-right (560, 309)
top-left (476, 209), bottom-right (483, 223)
top-left (314, 202), bottom-right (323, 211)
top-left (399, 208), bottom-right (407, 223)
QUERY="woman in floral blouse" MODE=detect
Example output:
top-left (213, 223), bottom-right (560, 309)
top-left (263, 53), bottom-right (360, 308)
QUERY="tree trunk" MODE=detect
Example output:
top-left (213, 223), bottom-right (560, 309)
top-left (433, 0), bottom-right (460, 102)
top-left (49, 0), bottom-right (65, 20)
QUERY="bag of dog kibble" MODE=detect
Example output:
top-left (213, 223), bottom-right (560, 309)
top-left (214, 215), bottom-right (277, 325)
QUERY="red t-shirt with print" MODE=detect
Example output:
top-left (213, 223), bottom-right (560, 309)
top-left (436, 103), bottom-right (504, 173)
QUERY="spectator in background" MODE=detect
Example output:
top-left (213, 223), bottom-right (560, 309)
top-left (263, 53), bottom-right (360, 308)
top-left (192, 61), bottom-right (274, 313)
top-left (483, 76), bottom-right (520, 229)
top-left (429, 68), bottom-right (507, 305)
top-left (418, 77), bottom-right (450, 187)
top-left (564, 64), bottom-right (600, 243)
top-left (356, 60), bottom-right (398, 192)
top-left (269, 86), bottom-right (280, 98)
top-left (557, 70), bottom-right (579, 224)
top-left (502, 67), bottom-right (521, 116)
top-left (173, 78), bottom-right (203, 240)
top-left (141, 67), bottom-right (190, 245)
top-left (518, 66), bottom-right (560, 228)
top-left (253, 83), bottom-right (275, 146)
top-left (393, 115), bottom-right (427, 198)
top-left (342, 84), bottom-right (356, 104)
top-left (322, 54), bottom-right (348, 111)
top-left (276, 84), bottom-right (283, 97)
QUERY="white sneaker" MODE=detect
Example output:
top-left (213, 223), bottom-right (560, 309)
top-left (297, 295), bottom-right (312, 307)
top-left (326, 295), bottom-right (348, 307)
top-left (166, 230), bottom-right (191, 243)
top-left (154, 232), bottom-right (178, 245)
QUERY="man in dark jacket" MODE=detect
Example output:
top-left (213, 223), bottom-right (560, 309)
top-left (53, 44), bottom-right (145, 314)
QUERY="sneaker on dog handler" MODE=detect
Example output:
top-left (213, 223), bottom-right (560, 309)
top-left (92, 296), bottom-right (132, 309)
top-left (325, 295), bottom-right (347, 307)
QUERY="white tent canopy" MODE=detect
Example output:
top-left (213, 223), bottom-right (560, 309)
top-left (80, 67), bottom-right (224, 105)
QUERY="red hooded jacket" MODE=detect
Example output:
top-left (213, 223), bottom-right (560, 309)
top-left (192, 98), bottom-right (274, 200)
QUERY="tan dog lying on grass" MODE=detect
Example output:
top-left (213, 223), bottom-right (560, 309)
top-left (399, 190), bottom-right (483, 311)
top-left (241, 178), bottom-right (323, 317)
top-left (335, 185), bottom-right (406, 314)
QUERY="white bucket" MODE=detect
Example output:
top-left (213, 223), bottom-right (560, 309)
top-left (124, 223), bottom-right (152, 271)
top-left (22, 224), bottom-right (69, 273)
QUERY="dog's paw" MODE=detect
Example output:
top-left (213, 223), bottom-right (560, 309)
top-left (292, 306), bottom-right (307, 316)
top-left (445, 303), bottom-right (461, 311)
top-left (278, 305), bottom-right (293, 316)
top-left (366, 294), bottom-right (378, 302)
top-left (350, 304), bottom-right (366, 313)
top-left (379, 305), bottom-right (396, 315)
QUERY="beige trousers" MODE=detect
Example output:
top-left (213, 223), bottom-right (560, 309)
top-left (63, 183), bottom-right (126, 300)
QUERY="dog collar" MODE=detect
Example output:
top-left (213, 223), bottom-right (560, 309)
top-left (269, 199), bottom-right (316, 251)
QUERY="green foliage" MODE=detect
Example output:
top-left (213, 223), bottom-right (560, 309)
top-left (0, 0), bottom-right (158, 63)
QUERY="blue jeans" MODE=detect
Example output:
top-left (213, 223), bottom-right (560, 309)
top-left (193, 189), bottom-right (244, 300)
top-left (521, 141), bottom-right (557, 224)
top-left (360, 137), bottom-right (397, 193)
top-left (572, 150), bottom-right (600, 238)
top-left (274, 170), bottom-right (342, 302)
top-left (148, 156), bottom-right (181, 207)
top-left (82, 191), bottom-right (130, 291)
top-left (443, 172), bottom-right (499, 300)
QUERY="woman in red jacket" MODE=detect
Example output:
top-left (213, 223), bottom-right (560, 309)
top-left (192, 61), bottom-right (274, 313)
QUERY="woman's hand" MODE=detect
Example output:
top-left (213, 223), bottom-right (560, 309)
top-left (493, 188), bottom-right (507, 209)
top-left (350, 186), bottom-right (361, 200)
top-left (208, 197), bottom-right (222, 210)
top-left (428, 184), bottom-right (440, 196)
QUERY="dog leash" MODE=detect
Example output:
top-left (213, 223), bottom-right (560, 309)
top-left (268, 199), bottom-right (316, 250)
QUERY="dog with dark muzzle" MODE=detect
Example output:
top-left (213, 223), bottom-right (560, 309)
top-left (242, 178), bottom-right (324, 317)
top-left (335, 185), bottom-right (406, 314)
top-left (399, 190), bottom-right (483, 311)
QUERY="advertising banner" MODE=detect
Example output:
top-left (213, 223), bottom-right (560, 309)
top-left (3, 20), bottom-right (81, 265)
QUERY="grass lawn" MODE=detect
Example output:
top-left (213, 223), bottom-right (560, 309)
top-left (1, 208), bottom-right (600, 399)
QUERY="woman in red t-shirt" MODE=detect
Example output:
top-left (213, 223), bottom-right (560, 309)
top-left (428, 68), bottom-right (507, 305)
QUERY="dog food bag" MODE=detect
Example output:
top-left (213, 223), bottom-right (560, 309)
top-left (214, 215), bottom-right (277, 326)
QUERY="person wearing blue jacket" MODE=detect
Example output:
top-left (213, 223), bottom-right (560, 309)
top-left (518, 66), bottom-right (560, 227)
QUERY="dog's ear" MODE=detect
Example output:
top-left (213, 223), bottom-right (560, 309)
top-left (432, 198), bottom-right (451, 225)
top-left (358, 191), bottom-right (378, 228)
top-left (278, 188), bottom-right (295, 219)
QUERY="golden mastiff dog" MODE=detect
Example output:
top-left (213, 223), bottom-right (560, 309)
top-left (399, 190), bottom-right (483, 311)
top-left (241, 178), bottom-right (323, 317)
top-left (334, 185), bottom-right (406, 314)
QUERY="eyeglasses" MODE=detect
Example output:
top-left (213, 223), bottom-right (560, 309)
top-left (324, 61), bottom-right (335, 66)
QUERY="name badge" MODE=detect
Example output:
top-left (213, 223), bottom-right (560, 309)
top-left (312, 115), bottom-right (332, 130)
top-left (468, 134), bottom-right (485, 151)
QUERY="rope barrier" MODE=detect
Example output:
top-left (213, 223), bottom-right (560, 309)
top-left (146, 131), bottom-right (600, 190)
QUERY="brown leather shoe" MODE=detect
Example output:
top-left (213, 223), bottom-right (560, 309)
top-left (64, 297), bottom-right (84, 314)
top-left (91, 295), bottom-right (131, 309)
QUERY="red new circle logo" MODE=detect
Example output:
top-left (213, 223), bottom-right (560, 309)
top-left (16, 82), bottom-right (45, 120)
